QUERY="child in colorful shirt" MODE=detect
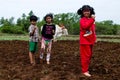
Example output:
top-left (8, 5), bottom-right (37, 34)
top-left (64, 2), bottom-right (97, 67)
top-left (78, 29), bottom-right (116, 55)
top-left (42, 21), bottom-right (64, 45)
top-left (28, 15), bottom-right (39, 65)
top-left (40, 13), bottom-right (56, 64)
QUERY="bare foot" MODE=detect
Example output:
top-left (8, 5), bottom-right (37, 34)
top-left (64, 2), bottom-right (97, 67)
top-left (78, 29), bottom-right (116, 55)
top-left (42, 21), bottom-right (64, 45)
top-left (47, 61), bottom-right (50, 64)
top-left (83, 72), bottom-right (91, 77)
top-left (31, 62), bottom-right (36, 66)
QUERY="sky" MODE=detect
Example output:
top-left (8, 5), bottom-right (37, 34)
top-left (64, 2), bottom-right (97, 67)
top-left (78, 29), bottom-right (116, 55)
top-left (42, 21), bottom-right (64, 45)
top-left (0, 0), bottom-right (120, 24)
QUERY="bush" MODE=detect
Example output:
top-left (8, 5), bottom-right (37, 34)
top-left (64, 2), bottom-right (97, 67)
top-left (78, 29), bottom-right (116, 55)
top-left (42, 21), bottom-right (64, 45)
top-left (0, 26), bottom-right (25, 34)
top-left (96, 22), bottom-right (118, 35)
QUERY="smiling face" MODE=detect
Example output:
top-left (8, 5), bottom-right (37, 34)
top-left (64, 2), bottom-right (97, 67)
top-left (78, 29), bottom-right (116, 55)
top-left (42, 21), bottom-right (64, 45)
top-left (83, 9), bottom-right (91, 18)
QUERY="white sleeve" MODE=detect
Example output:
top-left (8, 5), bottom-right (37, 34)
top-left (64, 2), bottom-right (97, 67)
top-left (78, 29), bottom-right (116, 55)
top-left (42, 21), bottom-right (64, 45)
top-left (54, 25), bottom-right (58, 39)
top-left (54, 25), bottom-right (62, 39)
top-left (41, 26), bottom-right (43, 32)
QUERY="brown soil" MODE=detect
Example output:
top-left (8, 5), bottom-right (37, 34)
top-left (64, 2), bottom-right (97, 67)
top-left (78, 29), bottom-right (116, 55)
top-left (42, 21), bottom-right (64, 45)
top-left (0, 40), bottom-right (120, 80)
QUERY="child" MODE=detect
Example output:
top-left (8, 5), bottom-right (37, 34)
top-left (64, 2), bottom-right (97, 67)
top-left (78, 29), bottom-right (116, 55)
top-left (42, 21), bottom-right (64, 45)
top-left (40, 13), bottom-right (56, 64)
top-left (78, 6), bottom-right (95, 37)
top-left (53, 24), bottom-right (63, 40)
top-left (77, 5), bottom-right (96, 77)
top-left (59, 23), bottom-right (68, 36)
top-left (28, 15), bottom-right (39, 65)
top-left (53, 23), bottom-right (68, 40)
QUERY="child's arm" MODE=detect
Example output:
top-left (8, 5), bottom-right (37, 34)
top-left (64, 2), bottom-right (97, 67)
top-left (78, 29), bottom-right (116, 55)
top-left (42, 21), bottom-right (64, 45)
top-left (91, 15), bottom-right (95, 19)
top-left (39, 26), bottom-right (43, 41)
top-left (29, 26), bottom-right (37, 36)
top-left (80, 17), bottom-right (95, 30)
top-left (53, 25), bottom-right (57, 42)
top-left (52, 25), bottom-right (56, 35)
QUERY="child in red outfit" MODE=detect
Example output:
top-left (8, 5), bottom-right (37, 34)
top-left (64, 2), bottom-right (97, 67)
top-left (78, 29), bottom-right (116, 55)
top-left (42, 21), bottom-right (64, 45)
top-left (77, 5), bottom-right (96, 77)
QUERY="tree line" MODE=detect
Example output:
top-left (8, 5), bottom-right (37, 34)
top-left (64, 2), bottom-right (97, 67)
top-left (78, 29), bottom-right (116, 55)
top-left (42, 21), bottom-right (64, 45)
top-left (0, 11), bottom-right (120, 35)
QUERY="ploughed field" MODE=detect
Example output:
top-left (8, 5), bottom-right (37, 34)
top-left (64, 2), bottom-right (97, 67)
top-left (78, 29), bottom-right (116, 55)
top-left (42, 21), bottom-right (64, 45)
top-left (0, 40), bottom-right (120, 80)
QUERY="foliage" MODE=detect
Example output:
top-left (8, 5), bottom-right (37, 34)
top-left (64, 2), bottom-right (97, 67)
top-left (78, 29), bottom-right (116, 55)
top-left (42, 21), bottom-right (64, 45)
top-left (0, 26), bottom-right (25, 34)
top-left (53, 13), bottom-right (80, 34)
top-left (96, 20), bottom-right (119, 35)
top-left (0, 11), bottom-right (120, 35)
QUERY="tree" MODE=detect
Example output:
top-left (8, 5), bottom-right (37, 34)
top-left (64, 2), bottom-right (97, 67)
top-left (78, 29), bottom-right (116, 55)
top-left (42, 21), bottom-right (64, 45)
top-left (54, 13), bottom-right (79, 35)
top-left (29, 11), bottom-right (34, 16)
top-left (17, 11), bottom-right (34, 32)
top-left (8, 17), bottom-right (14, 26)
top-left (0, 17), bottom-right (5, 25)
top-left (17, 18), bottom-right (22, 26)
top-left (96, 20), bottom-right (119, 35)
top-left (1, 12), bottom-right (120, 35)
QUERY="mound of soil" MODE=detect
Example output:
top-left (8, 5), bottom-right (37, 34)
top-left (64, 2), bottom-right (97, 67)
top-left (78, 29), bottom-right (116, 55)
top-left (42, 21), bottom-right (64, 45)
top-left (0, 40), bottom-right (120, 80)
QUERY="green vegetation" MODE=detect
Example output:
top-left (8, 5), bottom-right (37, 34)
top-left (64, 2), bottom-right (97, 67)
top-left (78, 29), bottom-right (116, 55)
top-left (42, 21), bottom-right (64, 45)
top-left (0, 26), bottom-right (25, 34)
top-left (0, 11), bottom-right (120, 43)
top-left (96, 20), bottom-right (119, 35)
top-left (0, 11), bottom-right (120, 35)
top-left (0, 33), bottom-right (120, 43)
top-left (0, 33), bottom-right (28, 41)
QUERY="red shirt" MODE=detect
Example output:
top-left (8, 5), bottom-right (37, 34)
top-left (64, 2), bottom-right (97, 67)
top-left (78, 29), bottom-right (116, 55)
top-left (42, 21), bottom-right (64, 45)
top-left (80, 17), bottom-right (96, 45)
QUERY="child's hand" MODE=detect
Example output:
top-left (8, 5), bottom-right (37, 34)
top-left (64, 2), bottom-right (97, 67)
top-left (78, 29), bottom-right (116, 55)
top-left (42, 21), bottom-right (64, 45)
top-left (39, 40), bottom-right (42, 43)
top-left (34, 27), bottom-right (37, 30)
top-left (39, 37), bottom-right (42, 43)
top-left (91, 15), bottom-right (95, 19)
top-left (52, 30), bottom-right (55, 33)
top-left (95, 40), bottom-right (97, 43)
top-left (33, 27), bottom-right (36, 33)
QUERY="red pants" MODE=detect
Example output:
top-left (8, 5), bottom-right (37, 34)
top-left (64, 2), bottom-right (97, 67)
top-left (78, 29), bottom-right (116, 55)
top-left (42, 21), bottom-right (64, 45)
top-left (80, 45), bottom-right (93, 73)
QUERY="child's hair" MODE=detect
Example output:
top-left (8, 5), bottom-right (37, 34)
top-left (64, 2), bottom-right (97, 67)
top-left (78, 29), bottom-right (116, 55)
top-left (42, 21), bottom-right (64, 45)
top-left (30, 15), bottom-right (38, 21)
top-left (44, 13), bottom-right (53, 22)
top-left (77, 5), bottom-right (95, 18)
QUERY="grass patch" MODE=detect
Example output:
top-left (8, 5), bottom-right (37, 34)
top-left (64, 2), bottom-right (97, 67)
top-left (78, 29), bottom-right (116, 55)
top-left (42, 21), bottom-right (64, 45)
top-left (0, 35), bottom-right (29, 41)
top-left (97, 38), bottom-right (120, 43)
top-left (0, 33), bottom-right (120, 43)
top-left (0, 33), bottom-right (28, 41)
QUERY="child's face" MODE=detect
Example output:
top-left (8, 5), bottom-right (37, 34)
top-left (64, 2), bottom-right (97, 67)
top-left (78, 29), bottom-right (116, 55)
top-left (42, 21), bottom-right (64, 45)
top-left (46, 16), bottom-right (52, 24)
top-left (83, 10), bottom-right (90, 18)
top-left (59, 23), bottom-right (63, 27)
top-left (31, 20), bottom-right (37, 25)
